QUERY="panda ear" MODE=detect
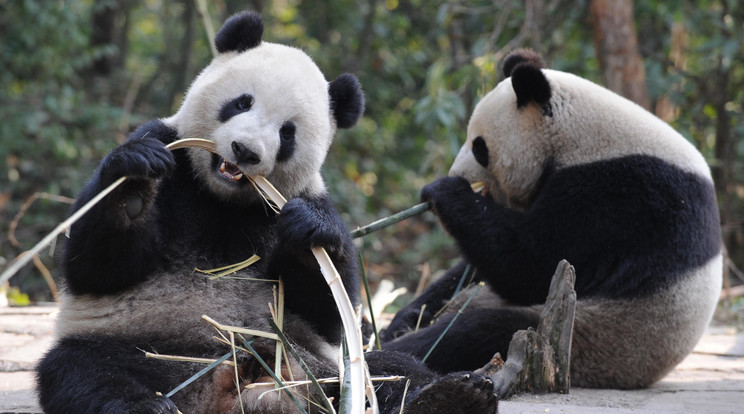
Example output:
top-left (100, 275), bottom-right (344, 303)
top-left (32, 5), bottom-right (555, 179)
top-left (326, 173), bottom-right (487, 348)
top-left (511, 64), bottom-right (552, 110)
top-left (215, 11), bottom-right (263, 54)
top-left (502, 48), bottom-right (545, 78)
top-left (329, 74), bottom-right (365, 129)
top-left (503, 49), bottom-right (552, 114)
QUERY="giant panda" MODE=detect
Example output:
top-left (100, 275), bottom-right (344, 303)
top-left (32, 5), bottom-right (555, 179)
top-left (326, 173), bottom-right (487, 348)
top-left (36, 12), bottom-right (498, 414)
top-left (382, 49), bottom-right (722, 390)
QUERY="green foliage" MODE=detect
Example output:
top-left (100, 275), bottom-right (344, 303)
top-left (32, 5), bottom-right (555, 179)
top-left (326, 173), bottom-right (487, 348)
top-left (2, 0), bottom-right (743, 301)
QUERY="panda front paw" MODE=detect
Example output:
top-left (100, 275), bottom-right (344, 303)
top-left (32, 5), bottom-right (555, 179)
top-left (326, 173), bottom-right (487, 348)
top-left (421, 176), bottom-right (482, 226)
top-left (99, 137), bottom-right (176, 186)
top-left (278, 197), bottom-right (348, 253)
top-left (403, 372), bottom-right (498, 414)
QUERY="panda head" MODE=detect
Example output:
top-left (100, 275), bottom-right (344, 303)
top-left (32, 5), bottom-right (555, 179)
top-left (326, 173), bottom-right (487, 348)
top-left (165, 11), bottom-right (364, 203)
top-left (449, 48), bottom-right (708, 211)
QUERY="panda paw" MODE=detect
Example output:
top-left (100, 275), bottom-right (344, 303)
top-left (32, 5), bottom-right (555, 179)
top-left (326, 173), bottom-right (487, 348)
top-left (421, 176), bottom-right (481, 221)
top-left (278, 197), bottom-right (348, 253)
top-left (403, 372), bottom-right (498, 414)
top-left (99, 136), bottom-right (176, 186)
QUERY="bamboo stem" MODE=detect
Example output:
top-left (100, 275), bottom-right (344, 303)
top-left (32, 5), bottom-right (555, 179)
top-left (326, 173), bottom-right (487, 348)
top-left (249, 175), bottom-right (367, 414)
top-left (351, 202), bottom-right (430, 239)
top-left (0, 138), bottom-right (215, 286)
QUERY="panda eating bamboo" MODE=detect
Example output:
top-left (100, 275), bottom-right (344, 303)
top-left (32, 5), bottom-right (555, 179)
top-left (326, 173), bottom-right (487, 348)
top-left (383, 49), bottom-right (722, 390)
top-left (36, 12), bottom-right (498, 414)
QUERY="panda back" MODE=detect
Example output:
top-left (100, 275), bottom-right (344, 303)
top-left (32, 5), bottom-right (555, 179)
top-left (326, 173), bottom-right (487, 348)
top-left (546, 70), bottom-right (711, 181)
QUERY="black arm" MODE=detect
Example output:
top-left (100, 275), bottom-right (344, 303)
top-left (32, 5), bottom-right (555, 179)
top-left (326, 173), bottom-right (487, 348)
top-left (63, 120), bottom-right (178, 296)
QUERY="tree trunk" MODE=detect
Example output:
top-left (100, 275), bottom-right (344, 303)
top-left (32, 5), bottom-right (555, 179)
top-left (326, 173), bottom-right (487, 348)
top-left (477, 260), bottom-right (576, 398)
top-left (90, 0), bottom-right (117, 76)
top-left (589, 0), bottom-right (650, 110)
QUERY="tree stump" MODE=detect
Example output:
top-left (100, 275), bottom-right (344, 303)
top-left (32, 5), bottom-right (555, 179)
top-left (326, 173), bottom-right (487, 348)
top-left (476, 260), bottom-right (577, 398)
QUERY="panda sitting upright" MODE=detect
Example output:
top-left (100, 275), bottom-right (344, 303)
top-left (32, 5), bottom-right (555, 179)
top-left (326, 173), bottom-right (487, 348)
top-left (383, 49), bottom-right (722, 389)
top-left (36, 12), bottom-right (498, 414)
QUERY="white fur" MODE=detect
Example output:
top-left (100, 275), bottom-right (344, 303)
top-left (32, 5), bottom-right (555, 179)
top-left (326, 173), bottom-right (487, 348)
top-left (56, 266), bottom-right (277, 345)
top-left (566, 254), bottom-right (722, 388)
top-left (450, 69), bottom-right (712, 209)
top-left (163, 42), bottom-right (334, 203)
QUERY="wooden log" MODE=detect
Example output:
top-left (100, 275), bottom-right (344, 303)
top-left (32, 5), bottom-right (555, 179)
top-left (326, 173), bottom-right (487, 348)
top-left (477, 260), bottom-right (577, 398)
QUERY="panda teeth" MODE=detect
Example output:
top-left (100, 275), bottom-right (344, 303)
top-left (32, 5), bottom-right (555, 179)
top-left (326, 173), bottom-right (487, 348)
top-left (219, 161), bottom-right (245, 182)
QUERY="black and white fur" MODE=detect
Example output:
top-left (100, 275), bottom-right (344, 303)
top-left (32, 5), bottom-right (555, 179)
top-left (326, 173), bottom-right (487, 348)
top-left (36, 12), bottom-right (497, 414)
top-left (383, 49), bottom-right (722, 389)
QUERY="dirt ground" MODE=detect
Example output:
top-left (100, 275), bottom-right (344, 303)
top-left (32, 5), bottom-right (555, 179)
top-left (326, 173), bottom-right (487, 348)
top-left (1, 305), bottom-right (742, 414)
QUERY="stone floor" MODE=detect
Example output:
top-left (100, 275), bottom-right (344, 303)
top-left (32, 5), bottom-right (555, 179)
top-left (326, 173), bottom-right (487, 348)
top-left (1, 305), bottom-right (742, 414)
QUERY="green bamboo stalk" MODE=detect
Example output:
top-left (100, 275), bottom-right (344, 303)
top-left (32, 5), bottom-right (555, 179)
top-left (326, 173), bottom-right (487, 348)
top-left (358, 253), bottom-right (382, 350)
top-left (350, 202), bottom-right (431, 239)
top-left (165, 351), bottom-right (233, 398)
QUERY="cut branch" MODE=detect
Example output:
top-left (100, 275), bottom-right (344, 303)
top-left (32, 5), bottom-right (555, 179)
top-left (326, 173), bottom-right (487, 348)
top-left (478, 260), bottom-right (576, 398)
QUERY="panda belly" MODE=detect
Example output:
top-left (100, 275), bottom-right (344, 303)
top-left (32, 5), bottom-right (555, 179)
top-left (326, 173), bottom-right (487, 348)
top-left (568, 253), bottom-right (722, 388)
top-left (56, 266), bottom-right (276, 347)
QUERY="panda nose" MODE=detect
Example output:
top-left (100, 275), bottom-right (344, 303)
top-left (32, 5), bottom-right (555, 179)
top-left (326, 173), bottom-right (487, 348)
top-left (232, 141), bottom-right (261, 165)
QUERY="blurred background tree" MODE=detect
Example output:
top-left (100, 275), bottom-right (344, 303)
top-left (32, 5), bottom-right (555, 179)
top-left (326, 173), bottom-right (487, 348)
top-left (1, 0), bottom-right (742, 312)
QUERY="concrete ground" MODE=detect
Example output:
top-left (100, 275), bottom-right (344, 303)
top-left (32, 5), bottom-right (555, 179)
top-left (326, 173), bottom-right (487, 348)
top-left (1, 305), bottom-right (743, 414)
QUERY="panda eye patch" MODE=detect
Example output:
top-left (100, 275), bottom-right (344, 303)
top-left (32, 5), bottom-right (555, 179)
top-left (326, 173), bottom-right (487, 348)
top-left (280, 121), bottom-right (296, 142)
top-left (218, 94), bottom-right (254, 122)
top-left (472, 136), bottom-right (489, 167)
top-left (277, 121), bottom-right (296, 162)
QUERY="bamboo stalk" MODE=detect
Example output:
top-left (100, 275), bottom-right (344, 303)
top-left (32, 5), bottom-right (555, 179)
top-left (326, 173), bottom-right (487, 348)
top-left (350, 181), bottom-right (484, 239)
top-left (0, 176), bottom-right (127, 286)
top-left (248, 175), bottom-right (367, 414)
top-left (351, 202), bottom-right (430, 239)
top-left (359, 254), bottom-right (381, 351)
top-left (145, 352), bottom-right (235, 366)
top-left (201, 315), bottom-right (280, 341)
top-left (269, 320), bottom-right (336, 414)
top-left (0, 138), bottom-right (214, 286)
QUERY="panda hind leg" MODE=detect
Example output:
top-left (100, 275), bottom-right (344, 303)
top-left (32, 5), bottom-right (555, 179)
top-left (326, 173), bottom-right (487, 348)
top-left (383, 306), bottom-right (541, 374)
top-left (36, 335), bottom-right (181, 414)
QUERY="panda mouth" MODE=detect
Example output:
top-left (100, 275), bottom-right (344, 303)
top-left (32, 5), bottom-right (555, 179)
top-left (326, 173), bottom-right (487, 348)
top-left (218, 159), bottom-right (246, 182)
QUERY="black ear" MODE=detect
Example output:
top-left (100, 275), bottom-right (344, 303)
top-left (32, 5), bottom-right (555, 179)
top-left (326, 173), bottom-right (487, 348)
top-left (503, 49), bottom-right (551, 113)
top-left (502, 48), bottom-right (545, 78)
top-left (215, 11), bottom-right (263, 54)
top-left (329, 74), bottom-right (365, 129)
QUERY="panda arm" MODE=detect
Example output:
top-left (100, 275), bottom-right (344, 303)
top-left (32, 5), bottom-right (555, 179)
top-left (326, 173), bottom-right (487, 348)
top-left (271, 194), bottom-right (360, 343)
top-left (63, 120), bottom-right (178, 296)
top-left (422, 176), bottom-right (556, 305)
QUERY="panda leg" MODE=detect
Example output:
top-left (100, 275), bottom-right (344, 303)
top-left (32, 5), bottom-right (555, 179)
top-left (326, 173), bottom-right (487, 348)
top-left (365, 350), bottom-right (498, 414)
top-left (36, 335), bottom-right (181, 414)
top-left (382, 307), bottom-right (540, 374)
top-left (380, 260), bottom-right (474, 342)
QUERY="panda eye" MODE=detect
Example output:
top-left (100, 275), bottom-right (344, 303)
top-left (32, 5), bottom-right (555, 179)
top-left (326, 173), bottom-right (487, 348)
top-left (280, 121), bottom-right (296, 142)
top-left (219, 93), bottom-right (254, 122)
top-left (277, 121), bottom-right (296, 162)
top-left (472, 136), bottom-right (489, 167)
top-left (235, 95), bottom-right (253, 111)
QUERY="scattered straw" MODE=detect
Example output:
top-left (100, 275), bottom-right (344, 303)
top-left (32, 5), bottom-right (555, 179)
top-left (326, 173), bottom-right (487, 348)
top-left (145, 352), bottom-right (235, 366)
top-left (195, 254), bottom-right (261, 279)
top-left (201, 315), bottom-right (279, 342)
